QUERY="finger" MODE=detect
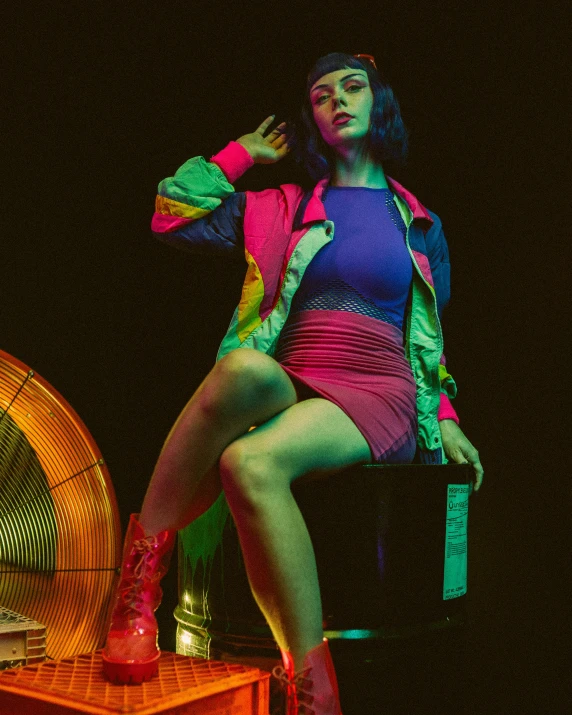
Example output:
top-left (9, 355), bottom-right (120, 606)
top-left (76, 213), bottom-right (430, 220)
top-left (449, 445), bottom-right (481, 491)
top-left (265, 122), bottom-right (287, 141)
top-left (275, 143), bottom-right (292, 159)
top-left (474, 463), bottom-right (484, 491)
top-left (448, 448), bottom-right (467, 465)
top-left (271, 132), bottom-right (290, 149)
top-left (465, 455), bottom-right (483, 491)
top-left (255, 115), bottom-right (276, 135)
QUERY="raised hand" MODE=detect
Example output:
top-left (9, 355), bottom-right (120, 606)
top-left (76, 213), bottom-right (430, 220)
top-left (236, 116), bottom-right (291, 165)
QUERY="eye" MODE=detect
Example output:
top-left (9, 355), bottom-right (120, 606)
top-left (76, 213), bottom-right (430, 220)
top-left (314, 93), bottom-right (330, 105)
top-left (346, 84), bottom-right (363, 92)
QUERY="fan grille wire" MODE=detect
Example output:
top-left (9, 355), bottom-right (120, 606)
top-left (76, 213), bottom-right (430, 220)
top-left (0, 350), bottom-right (121, 660)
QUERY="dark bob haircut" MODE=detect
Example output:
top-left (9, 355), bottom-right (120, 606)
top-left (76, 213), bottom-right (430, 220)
top-left (294, 52), bottom-right (408, 181)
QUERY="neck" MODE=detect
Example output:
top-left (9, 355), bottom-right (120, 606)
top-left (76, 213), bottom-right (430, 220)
top-left (330, 145), bottom-right (388, 188)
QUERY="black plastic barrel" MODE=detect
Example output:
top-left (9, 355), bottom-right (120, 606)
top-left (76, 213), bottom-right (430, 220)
top-left (175, 462), bottom-right (473, 681)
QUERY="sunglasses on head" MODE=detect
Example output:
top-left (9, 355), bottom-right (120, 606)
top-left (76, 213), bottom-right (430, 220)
top-left (353, 54), bottom-right (377, 70)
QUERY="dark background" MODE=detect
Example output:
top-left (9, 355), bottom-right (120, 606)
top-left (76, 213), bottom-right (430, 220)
top-left (2, 1), bottom-right (568, 712)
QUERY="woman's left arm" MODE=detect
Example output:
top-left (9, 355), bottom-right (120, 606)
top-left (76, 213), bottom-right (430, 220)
top-left (425, 213), bottom-right (484, 492)
top-left (439, 419), bottom-right (484, 492)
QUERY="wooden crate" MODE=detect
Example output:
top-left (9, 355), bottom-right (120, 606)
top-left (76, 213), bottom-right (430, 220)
top-left (0, 650), bottom-right (270, 714)
top-left (0, 606), bottom-right (46, 669)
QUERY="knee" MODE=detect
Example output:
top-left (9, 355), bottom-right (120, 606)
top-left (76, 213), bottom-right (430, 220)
top-left (199, 349), bottom-right (285, 420)
top-left (219, 440), bottom-right (286, 509)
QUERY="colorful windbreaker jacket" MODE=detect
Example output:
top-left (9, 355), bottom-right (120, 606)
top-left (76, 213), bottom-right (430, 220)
top-left (151, 141), bottom-right (458, 464)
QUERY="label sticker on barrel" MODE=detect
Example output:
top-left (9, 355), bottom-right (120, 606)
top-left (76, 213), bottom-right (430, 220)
top-left (443, 484), bottom-right (469, 600)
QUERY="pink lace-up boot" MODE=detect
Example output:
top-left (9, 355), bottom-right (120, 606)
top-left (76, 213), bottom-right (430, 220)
top-left (102, 514), bottom-right (176, 684)
top-left (272, 638), bottom-right (343, 714)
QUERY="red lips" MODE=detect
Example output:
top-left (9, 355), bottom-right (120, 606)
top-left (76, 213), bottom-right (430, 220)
top-left (333, 112), bottom-right (354, 125)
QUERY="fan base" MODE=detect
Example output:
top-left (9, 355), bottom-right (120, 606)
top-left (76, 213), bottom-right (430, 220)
top-left (0, 607), bottom-right (46, 670)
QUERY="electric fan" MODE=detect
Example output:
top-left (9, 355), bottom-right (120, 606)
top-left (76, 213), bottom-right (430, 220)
top-left (0, 349), bottom-right (121, 661)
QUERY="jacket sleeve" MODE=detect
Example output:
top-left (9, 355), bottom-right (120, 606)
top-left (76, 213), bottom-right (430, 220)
top-left (150, 142), bottom-right (254, 260)
top-left (426, 211), bottom-right (459, 424)
top-left (425, 212), bottom-right (450, 320)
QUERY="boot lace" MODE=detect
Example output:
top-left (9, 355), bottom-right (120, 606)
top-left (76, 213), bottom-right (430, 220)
top-left (272, 664), bottom-right (315, 714)
top-left (119, 536), bottom-right (158, 616)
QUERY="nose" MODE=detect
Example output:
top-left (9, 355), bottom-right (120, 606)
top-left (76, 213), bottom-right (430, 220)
top-left (331, 90), bottom-right (348, 110)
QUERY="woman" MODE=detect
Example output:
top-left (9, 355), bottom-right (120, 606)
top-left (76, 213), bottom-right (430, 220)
top-left (102, 53), bottom-right (483, 714)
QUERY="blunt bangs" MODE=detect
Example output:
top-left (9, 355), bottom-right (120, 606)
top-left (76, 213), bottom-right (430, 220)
top-left (295, 52), bottom-right (409, 181)
top-left (306, 53), bottom-right (370, 93)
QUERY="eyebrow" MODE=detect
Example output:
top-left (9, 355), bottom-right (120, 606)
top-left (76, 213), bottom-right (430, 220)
top-left (310, 73), bottom-right (367, 94)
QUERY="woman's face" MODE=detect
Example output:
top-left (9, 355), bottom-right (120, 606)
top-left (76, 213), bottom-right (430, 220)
top-left (310, 68), bottom-right (374, 151)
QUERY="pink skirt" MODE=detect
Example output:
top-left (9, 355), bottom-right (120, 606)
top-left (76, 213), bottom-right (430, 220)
top-left (274, 310), bottom-right (418, 463)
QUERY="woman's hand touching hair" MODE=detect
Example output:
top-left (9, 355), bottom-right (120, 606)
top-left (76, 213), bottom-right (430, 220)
top-left (236, 115), bottom-right (291, 165)
top-left (439, 420), bottom-right (484, 492)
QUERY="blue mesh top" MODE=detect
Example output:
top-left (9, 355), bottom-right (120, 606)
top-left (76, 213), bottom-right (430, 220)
top-left (290, 187), bottom-right (413, 330)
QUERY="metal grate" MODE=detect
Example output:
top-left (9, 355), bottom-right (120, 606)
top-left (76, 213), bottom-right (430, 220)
top-left (0, 650), bottom-right (270, 714)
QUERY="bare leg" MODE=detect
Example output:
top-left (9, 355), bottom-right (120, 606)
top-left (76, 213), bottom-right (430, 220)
top-left (219, 397), bottom-right (371, 670)
top-left (137, 346), bottom-right (370, 672)
top-left (104, 348), bottom-right (321, 685)
top-left (139, 348), bottom-right (298, 534)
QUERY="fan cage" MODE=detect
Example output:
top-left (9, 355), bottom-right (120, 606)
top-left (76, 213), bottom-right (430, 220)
top-left (0, 350), bottom-right (121, 661)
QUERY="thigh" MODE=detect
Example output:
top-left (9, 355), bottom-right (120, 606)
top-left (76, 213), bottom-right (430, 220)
top-left (227, 396), bottom-right (372, 484)
top-left (203, 348), bottom-right (299, 415)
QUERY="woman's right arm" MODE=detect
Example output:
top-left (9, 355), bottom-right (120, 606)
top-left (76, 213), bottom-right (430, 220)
top-left (151, 117), bottom-right (290, 258)
top-left (151, 143), bottom-right (250, 259)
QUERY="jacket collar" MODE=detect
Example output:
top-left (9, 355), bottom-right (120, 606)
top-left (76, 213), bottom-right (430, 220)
top-left (387, 176), bottom-right (433, 225)
top-left (300, 175), bottom-right (434, 226)
top-left (300, 176), bottom-right (329, 223)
